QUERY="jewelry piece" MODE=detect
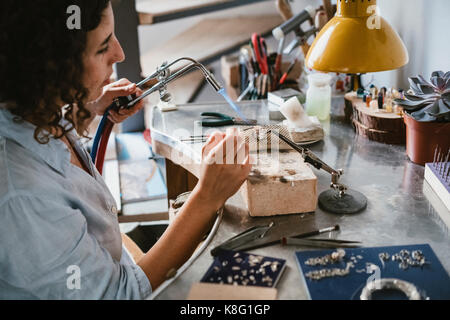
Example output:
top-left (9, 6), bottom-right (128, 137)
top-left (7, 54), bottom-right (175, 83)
top-left (305, 262), bottom-right (354, 281)
top-left (305, 249), bottom-right (346, 266)
top-left (360, 278), bottom-right (422, 300)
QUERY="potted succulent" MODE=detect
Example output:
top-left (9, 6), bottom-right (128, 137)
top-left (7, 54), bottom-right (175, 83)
top-left (394, 71), bottom-right (450, 165)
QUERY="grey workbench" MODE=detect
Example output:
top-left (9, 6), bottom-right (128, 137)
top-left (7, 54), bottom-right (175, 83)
top-left (149, 99), bottom-right (450, 300)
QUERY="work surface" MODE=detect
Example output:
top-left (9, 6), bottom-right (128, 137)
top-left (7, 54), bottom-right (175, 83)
top-left (149, 99), bottom-right (450, 300)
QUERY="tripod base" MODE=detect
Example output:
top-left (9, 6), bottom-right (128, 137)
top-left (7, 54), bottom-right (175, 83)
top-left (318, 189), bottom-right (367, 214)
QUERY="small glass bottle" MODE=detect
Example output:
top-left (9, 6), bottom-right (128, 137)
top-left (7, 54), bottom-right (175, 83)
top-left (385, 88), bottom-right (393, 112)
top-left (306, 73), bottom-right (332, 120)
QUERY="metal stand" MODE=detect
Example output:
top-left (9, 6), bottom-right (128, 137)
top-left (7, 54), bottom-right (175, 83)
top-left (269, 130), bottom-right (368, 214)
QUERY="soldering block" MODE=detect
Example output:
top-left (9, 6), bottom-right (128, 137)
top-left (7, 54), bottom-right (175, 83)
top-left (283, 117), bottom-right (325, 143)
top-left (240, 151), bottom-right (317, 216)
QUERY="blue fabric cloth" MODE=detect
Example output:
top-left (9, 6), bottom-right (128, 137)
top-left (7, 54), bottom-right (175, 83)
top-left (295, 244), bottom-right (450, 300)
top-left (0, 106), bottom-right (152, 299)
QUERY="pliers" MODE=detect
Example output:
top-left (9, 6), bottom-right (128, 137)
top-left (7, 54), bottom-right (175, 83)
top-left (200, 112), bottom-right (257, 127)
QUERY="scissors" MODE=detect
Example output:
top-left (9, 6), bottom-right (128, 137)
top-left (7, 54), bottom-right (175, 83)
top-left (251, 33), bottom-right (269, 75)
top-left (200, 112), bottom-right (257, 127)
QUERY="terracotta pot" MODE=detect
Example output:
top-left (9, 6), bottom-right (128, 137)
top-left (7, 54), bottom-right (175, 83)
top-left (403, 113), bottom-right (450, 166)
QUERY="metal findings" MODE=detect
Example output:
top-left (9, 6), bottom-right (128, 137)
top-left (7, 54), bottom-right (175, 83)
top-left (378, 252), bottom-right (390, 269)
top-left (391, 249), bottom-right (428, 270)
top-left (303, 248), bottom-right (429, 282)
top-left (211, 252), bottom-right (282, 287)
top-left (379, 252), bottom-right (390, 261)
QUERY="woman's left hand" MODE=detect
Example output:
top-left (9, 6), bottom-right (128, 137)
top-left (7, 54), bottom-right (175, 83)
top-left (89, 78), bottom-right (145, 124)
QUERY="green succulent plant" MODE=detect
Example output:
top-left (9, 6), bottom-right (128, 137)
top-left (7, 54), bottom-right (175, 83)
top-left (394, 71), bottom-right (450, 122)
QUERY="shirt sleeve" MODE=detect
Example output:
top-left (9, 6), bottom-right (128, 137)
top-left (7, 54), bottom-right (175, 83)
top-left (0, 194), bottom-right (152, 299)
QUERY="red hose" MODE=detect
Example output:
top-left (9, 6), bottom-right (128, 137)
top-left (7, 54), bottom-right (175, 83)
top-left (95, 119), bottom-right (114, 175)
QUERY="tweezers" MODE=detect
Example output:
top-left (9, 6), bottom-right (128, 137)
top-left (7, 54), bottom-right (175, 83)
top-left (282, 237), bottom-right (361, 248)
top-left (210, 222), bottom-right (274, 256)
top-left (221, 225), bottom-right (360, 251)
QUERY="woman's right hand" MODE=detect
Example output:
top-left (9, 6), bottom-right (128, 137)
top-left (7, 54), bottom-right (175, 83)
top-left (193, 128), bottom-right (252, 213)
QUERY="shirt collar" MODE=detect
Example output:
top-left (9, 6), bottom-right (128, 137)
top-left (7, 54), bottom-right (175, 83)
top-left (0, 104), bottom-right (72, 175)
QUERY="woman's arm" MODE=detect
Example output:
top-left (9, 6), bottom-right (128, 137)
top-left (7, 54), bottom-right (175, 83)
top-left (137, 129), bottom-right (251, 289)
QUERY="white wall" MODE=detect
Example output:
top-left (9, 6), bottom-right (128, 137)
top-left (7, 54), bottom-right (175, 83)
top-left (137, 0), bottom-right (450, 89)
top-left (368, 0), bottom-right (450, 89)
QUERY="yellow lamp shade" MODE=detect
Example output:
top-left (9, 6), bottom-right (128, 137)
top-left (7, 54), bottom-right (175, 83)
top-left (305, 0), bottom-right (409, 73)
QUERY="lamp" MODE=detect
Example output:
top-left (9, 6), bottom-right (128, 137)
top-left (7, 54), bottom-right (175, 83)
top-left (304, 0), bottom-right (409, 214)
top-left (306, 0), bottom-right (408, 90)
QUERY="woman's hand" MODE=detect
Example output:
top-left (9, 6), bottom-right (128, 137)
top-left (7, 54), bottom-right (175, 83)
top-left (193, 128), bottom-right (252, 212)
top-left (88, 78), bottom-right (145, 124)
top-left (137, 128), bottom-right (252, 289)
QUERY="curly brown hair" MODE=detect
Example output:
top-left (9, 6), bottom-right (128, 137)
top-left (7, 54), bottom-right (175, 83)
top-left (0, 0), bottom-right (110, 143)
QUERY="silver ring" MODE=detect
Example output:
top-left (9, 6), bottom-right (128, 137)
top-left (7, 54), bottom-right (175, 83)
top-left (360, 278), bottom-right (422, 300)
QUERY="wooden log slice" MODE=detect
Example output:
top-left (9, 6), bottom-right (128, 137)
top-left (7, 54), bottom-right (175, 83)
top-left (345, 92), bottom-right (405, 132)
top-left (345, 92), bottom-right (406, 144)
top-left (352, 118), bottom-right (406, 145)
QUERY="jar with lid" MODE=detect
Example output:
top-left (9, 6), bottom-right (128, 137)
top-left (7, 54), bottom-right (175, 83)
top-left (306, 73), bottom-right (332, 120)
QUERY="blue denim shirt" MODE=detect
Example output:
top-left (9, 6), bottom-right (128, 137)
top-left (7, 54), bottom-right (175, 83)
top-left (0, 106), bottom-right (152, 299)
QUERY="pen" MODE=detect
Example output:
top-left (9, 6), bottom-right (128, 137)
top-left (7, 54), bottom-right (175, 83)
top-left (273, 38), bottom-right (285, 90)
top-left (278, 59), bottom-right (298, 85)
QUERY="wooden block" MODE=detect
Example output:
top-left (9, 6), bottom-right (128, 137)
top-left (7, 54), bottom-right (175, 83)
top-left (241, 152), bottom-right (317, 216)
top-left (289, 125), bottom-right (324, 143)
top-left (221, 54), bottom-right (240, 88)
top-left (187, 283), bottom-right (277, 300)
top-left (352, 118), bottom-right (405, 145)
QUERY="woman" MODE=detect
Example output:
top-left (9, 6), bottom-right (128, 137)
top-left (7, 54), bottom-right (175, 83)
top-left (0, 0), bottom-right (251, 299)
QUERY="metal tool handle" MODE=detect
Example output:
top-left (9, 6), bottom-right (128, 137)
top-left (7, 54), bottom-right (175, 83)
top-left (268, 130), bottom-right (349, 196)
top-left (201, 112), bottom-right (233, 127)
top-left (210, 222), bottom-right (274, 256)
top-left (283, 237), bottom-right (361, 248)
top-left (112, 57), bottom-right (223, 109)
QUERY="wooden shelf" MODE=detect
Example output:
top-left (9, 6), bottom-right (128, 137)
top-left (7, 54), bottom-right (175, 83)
top-left (137, 0), bottom-right (271, 25)
top-left (140, 15), bottom-right (283, 77)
